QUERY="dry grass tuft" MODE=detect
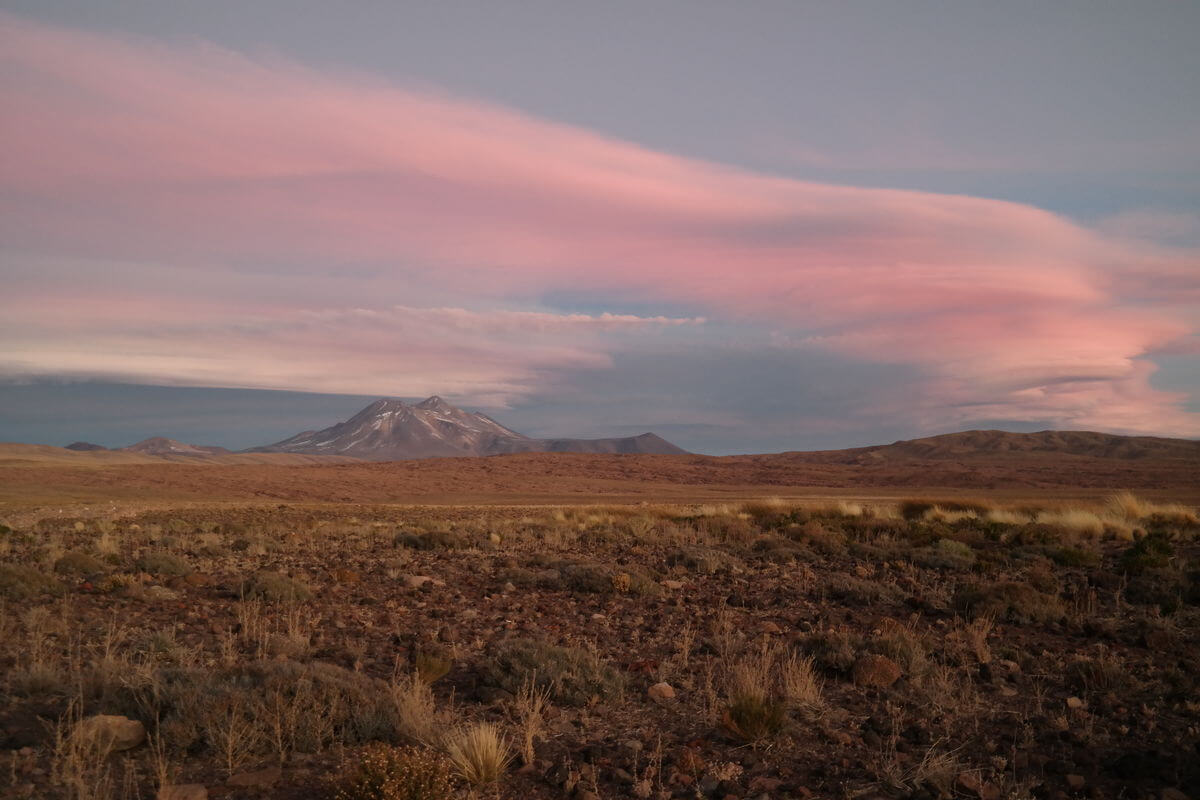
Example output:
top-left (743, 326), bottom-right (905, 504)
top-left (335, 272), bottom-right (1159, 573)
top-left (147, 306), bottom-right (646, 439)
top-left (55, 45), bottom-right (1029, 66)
top-left (512, 678), bottom-right (551, 766)
top-left (444, 722), bottom-right (512, 786)
top-left (391, 674), bottom-right (442, 747)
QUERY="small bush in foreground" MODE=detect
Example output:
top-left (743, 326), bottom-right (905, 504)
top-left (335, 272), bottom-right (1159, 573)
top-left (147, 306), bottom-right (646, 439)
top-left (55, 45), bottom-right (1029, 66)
top-left (135, 551), bottom-right (192, 577)
top-left (53, 551), bottom-right (106, 576)
top-left (331, 743), bottom-right (454, 800)
top-left (244, 571), bottom-right (313, 604)
top-left (955, 581), bottom-right (1065, 624)
top-left (487, 638), bottom-right (624, 707)
top-left (0, 564), bottom-right (64, 599)
top-left (1120, 532), bottom-right (1174, 575)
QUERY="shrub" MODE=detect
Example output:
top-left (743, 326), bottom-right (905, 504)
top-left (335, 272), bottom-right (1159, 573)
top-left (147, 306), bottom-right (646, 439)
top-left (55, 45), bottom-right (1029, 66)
top-left (487, 639), bottom-right (624, 707)
top-left (331, 743), bottom-right (454, 800)
top-left (799, 629), bottom-right (862, 674)
top-left (666, 547), bottom-right (743, 575)
top-left (444, 723), bottom-right (511, 786)
top-left (244, 571), bottom-right (313, 604)
top-left (751, 535), bottom-right (810, 564)
top-left (1120, 532), bottom-right (1174, 575)
top-left (135, 551), bottom-right (192, 577)
top-left (1124, 568), bottom-right (1188, 614)
top-left (53, 551), bottom-right (106, 576)
top-left (826, 575), bottom-right (907, 605)
top-left (395, 531), bottom-right (467, 551)
top-left (954, 581), bottom-right (1065, 624)
top-left (496, 567), bottom-right (562, 590)
top-left (912, 539), bottom-right (976, 571)
top-left (1049, 546), bottom-right (1100, 568)
top-left (0, 564), bottom-right (64, 599)
top-left (558, 562), bottom-right (660, 596)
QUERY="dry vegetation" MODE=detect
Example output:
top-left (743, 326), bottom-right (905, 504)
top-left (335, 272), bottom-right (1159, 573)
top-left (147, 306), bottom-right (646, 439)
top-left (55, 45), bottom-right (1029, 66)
top-left (1, 494), bottom-right (1198, 800)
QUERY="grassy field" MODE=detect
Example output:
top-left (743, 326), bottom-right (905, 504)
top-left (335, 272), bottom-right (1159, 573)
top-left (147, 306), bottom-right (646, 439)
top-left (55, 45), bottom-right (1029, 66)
top-left (1, 492), bottom-right (1198, 800)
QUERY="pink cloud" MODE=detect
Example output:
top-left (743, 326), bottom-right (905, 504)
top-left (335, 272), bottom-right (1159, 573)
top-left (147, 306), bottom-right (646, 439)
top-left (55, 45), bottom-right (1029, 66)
top-left (1, 13), bottom-right (1198, 434)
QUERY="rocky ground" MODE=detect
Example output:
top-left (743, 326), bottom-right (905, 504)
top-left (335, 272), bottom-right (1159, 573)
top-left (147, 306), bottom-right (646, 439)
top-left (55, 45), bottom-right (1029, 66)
top-left (1, 497), bottom-right (1198, 800)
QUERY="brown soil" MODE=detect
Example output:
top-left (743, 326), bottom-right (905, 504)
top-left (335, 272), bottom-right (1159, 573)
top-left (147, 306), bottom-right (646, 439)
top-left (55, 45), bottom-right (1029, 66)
top-left (2, 502), bottom-right (1198, 800)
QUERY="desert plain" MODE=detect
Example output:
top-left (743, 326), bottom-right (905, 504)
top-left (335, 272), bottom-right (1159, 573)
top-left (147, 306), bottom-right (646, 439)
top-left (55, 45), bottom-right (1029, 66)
top-left (1, 433), bottom-right (1199, 800)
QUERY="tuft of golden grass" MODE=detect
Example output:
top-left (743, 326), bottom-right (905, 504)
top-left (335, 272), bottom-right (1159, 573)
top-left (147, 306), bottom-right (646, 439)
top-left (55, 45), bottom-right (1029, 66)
top-left (391, 674), bottom-right (442, 747)
top-left (779, 652), bottom-right (823, 711)
top-left (1035, 509), bottom-right (1108, 539)
top-left (512, 678), bottom-right (551, 766)
top-left (444, 722), bottom-right (512, 786)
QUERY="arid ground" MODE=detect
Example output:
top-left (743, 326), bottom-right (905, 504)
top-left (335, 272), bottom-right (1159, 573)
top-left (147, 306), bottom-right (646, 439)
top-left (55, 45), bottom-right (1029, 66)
top-left (1, 446), bottom-right (1199, 800)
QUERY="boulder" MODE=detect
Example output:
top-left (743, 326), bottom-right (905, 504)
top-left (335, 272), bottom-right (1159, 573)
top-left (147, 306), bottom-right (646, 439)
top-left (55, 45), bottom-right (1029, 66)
top-left (851, 654), bottom-right (902, 688)
top-left (78, 715), bottom-right (145, 752)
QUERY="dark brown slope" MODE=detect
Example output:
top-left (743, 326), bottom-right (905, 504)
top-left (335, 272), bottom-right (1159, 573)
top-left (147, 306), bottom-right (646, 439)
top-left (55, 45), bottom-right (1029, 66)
top-left (490, 432), bottom-right (688, 455)
top-left (790, 429), bottom-right (1200, 464)
top-left (3, 429), bottom-right (1199, 508)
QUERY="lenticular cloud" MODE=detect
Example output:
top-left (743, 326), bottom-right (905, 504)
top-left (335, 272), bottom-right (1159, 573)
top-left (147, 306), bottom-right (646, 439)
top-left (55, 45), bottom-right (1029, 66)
top-left (0, 12), bottom-right (1197, 434)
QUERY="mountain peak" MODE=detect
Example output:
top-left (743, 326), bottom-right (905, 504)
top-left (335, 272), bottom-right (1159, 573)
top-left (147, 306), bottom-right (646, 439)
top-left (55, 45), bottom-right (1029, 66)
top-left (249, 395), bottom-right (688, 459)
top-left (416, 395), bottom-right (453, 412)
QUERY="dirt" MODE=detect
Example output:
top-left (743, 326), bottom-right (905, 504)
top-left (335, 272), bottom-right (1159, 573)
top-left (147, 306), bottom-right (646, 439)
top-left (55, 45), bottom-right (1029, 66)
top-left (2, 499), bottom-right (1199, 800)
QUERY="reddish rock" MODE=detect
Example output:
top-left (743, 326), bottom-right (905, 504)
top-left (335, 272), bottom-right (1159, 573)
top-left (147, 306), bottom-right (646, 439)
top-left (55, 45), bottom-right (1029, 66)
top-left (851, 654), bottom-right (902, 688)
top-left (648, 682), bottom-right (676, 701)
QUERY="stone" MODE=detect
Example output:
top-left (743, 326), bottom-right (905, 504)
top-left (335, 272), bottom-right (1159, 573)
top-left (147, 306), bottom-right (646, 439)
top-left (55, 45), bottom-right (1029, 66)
top-left (851, 654), bottom-right (902, 688)
top-left (662, 580), bottom-right (684, 590)
top-left (143, 585), bottom-right (180, 602)
top-left (648, 682), bottom-right (676, 701)
top-left (1065, 774), bottom-right (1085, 790)
top-left (157, 785), bottom-right (208, 800)
top-left (330, 568), bottom-right (359, 584)
top-left (1066, 696), bottom-right (1084, 709)
top-left (227, 766), bottom-right (282, 787)
top-left (78, 714), bottom-right (145, 752)
top-left (401, 575), bottom-right (432, 589)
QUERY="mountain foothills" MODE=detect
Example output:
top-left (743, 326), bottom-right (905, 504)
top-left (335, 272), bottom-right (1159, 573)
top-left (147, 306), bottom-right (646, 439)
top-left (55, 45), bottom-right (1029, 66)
top-left (55, 397), bottom-right (690, 460)
top-left (17, 403), bottom-right (1200, 464)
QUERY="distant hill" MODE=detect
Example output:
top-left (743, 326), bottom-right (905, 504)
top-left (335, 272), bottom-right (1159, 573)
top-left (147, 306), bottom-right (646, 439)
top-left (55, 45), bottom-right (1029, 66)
top-left (249, 396), bottom-right (689, 459)
top-left (65, 441), bottom-right (107, 451)
top-left (795, 429), bottom-right (1200, 464)
top-left (122, 437), bottom-right (231, 457)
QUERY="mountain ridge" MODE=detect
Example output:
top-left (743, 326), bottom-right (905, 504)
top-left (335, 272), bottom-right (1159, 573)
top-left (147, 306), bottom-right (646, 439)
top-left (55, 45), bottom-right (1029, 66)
top-left (248, 396), bottom-right (690, 459)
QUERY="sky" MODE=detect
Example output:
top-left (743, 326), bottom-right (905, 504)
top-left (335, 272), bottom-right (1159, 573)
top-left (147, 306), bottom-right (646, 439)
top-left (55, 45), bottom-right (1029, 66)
top-left (1, 2), bottom-right (1198, 454)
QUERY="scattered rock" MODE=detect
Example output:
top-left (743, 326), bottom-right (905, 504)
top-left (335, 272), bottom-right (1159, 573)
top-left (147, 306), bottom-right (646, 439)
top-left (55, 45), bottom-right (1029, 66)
top-left (648, 682), bottom-right (676, 701)
top-left (1066, 696), bottom-right (1084, 709)
top-left (1065, 774), bottom-right (1085, 790)
top-left (662, 579), bottom-right (684, 590)
top-left (78, 715), bottom-right (145, 752)
top-left (851, 654), bottom-right (902, 688)
top-left (330, 568), bottom-right (359, 584)
top-left (401, 575), bottom-right (432, 589)
top-left (143, 585), bottom-right (180, 602)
